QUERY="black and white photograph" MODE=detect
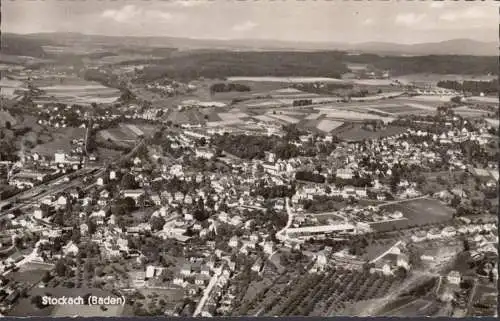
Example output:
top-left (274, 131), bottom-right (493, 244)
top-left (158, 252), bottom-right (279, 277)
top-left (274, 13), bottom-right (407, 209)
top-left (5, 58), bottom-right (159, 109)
top-left (0, 0), bottom-right (498, 318)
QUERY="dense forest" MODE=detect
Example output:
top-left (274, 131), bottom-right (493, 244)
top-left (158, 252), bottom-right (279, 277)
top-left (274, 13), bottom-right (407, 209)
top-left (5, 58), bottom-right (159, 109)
top-left (134, 51), bottom-right (349, 82)
top-left (210, 83), bottom-right (251, 94)
top-left (132, 51), bottom-right (498, 82)
top-left (437, 79), bottom-right (498, 95)
top-left (1, 34), bottom-right (47, 58)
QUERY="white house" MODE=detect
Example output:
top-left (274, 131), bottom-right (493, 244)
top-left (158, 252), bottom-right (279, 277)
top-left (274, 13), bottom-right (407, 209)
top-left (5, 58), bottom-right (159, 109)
top-left (228, 236), bottom-right (239, 248)
top-left (447, 270), bottom-right (461, 285)
top-left (122, 189), bottom-right (145, 200)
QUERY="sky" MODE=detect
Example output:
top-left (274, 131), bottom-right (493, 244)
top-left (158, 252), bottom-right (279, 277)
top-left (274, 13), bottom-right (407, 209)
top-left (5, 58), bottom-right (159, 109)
top-left (3, 0), bottom-right (498, 44)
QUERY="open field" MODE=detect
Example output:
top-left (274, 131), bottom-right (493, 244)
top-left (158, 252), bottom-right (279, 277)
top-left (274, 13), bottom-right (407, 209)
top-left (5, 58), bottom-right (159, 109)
top-left (52, 301), bottom-right (124, 317)
top-left (466, 96), bottom-right (499, 104)
top-left (381, 198), bottom-right (453, 227)
top-left (485, 118), bottom-right (499, 127)
top-left (99, 128), bottom-right (136, 142)
top-left (32, 127), bottom-right (85, 156)
top-left (227, 77), bottom-right (346, 83)
top-left (218, 112), bottom-right (250, 120)
top-left (371, 104), bottom-right (432, 115)
top-left (253, 115), bottom-right (280, 123)
top-left (406, 95), bottom-right (453, 103)
top-left (119, 123), bottom-right (156, 137)
top-left (99, 123), bottom-right (155, 142)
top-left (164, 108), bottom-right (208, 124)
top-left (318, 108), bottom-right (395, 123)
top-left (384, 299), bottom-right (439, 317)
top-left (268, 113), bottom-right (300, 124)
top-left (0, 110), bottom-right (18, 127)
top-left (316, 119), bottom-right (344, 132)
top-left (305, 113), bottom-right (322, 120)
top-left (6, 268), bottom-right (47, 285)
top-left (454, 106), bottom-right (492, 118)
top-left (333, 124), bottom-right (407, 142)
top-left (33, 76), bottom-right (120, 105)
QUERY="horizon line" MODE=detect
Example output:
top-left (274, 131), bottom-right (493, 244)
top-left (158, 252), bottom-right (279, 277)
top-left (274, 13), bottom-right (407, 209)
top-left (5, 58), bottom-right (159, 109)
top-left (4, 32), bottom-right (496, 46)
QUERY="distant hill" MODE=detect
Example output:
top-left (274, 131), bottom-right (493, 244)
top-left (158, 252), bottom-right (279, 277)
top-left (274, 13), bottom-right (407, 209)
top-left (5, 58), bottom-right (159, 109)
top-left (348, 39), bottom-right (498, 57)
top-left (9, 33), bottom-right (499, 56)
top-left (1, 34), bottom-right (47, 58)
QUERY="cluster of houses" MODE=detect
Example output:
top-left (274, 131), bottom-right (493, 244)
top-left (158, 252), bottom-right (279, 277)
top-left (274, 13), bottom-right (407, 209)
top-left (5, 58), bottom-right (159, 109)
top-left (411, 223), bottom-right (497, 243)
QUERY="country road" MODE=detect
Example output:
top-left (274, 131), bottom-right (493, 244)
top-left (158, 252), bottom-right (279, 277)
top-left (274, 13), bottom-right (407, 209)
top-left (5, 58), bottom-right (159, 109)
top-left (276, 197), bottom-right (293, 242)
top-left (193, 273), bottom-right (220, 317)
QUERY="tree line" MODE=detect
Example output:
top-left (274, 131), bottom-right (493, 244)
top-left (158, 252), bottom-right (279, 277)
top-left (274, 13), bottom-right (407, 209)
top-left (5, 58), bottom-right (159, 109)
top-left (210, 83), bottom-right (251, 94)
top-left (437, 79), bottom-right (498, 95)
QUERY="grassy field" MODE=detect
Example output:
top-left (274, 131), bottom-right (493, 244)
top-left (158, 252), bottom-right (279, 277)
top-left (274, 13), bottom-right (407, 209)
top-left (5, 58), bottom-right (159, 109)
top-left (52, 301), bottom-right (124, 317)
top-left (164, 108), bottom-right (208, 124)
top-left (99, 123), bottom-right (156, 142)
top-left (268, 113), bottom-right (300, 124)
top-left (34, 76), bottom-right (120, 105)
top-left (384, 298), bottom-right (438, 317)
top-left (319, 109), bottom-right (395, 123)
top-left (32, 127), bottom-right (85, 156)
top-left (382, 198), bottom-right (453, 226)
top-left (227, 77), bottom-right (346, 83)
top-left (371, 105), bottom-right (431, 115)
top-left (316, 119), bottom-right (344, 132)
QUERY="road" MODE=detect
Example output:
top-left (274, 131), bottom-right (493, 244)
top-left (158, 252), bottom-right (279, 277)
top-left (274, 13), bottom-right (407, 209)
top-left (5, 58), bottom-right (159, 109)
top-left (276, 197), bottom-right (293, 242)
top-left (193, 273), bottom-right (220, 317)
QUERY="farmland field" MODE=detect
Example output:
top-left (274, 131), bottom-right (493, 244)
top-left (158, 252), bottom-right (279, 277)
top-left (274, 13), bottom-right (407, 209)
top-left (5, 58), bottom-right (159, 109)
top-left (381, 198), bottom-right (453, 227)
top-left (319, 109), bottom-right (395, 123)
top-left (466, 96), bottom-right (499, 104)
top-left (227, 77), bottom-right (346, 83)
top-left (253, 115), bottom-right (280, 123)
top-left (406, 95), bottom-right (453, 103)
top-left (350, 79), bottom-right (395, 86)
top-left (371, 105), bottom-right (432, 115)
top-left (454, 106), bottom-right (492, 118)
top-left (268, 113), bottom-right (300, 124)
top-left (316, 119), bottom-right (344, 132)
top-left (34, 76), bottom-right (120, 105)
top-left (99, 123), bottom-right (155, 142)
top-left (218, 112), bottom-right (250, 120)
